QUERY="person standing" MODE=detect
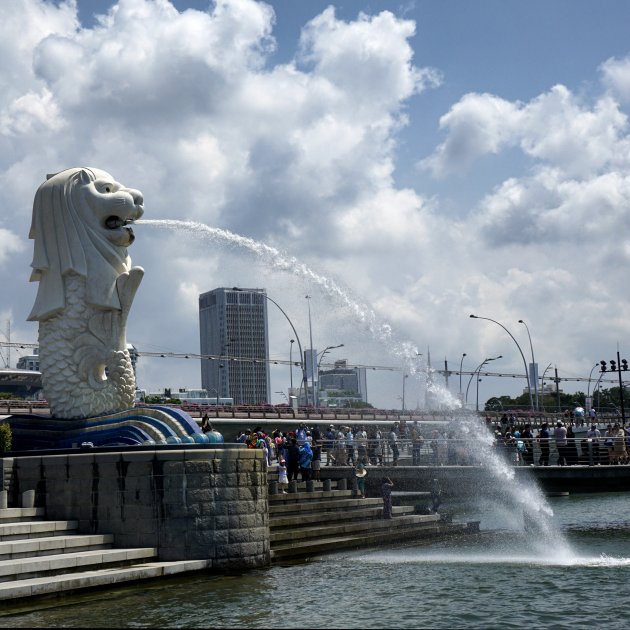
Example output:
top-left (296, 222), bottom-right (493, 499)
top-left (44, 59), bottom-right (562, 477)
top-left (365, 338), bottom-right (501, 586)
top-left (356, 426), bottom-right (368, 465)
top-left (334, 428), bottom-right (347, 466)
top-left (367, 426), bottom-right (378, 465)
top-left (324, 425), bottom-right (336, 465)
top-left (311, 441), bottom-right (322, 480)
top-left (276, 458), bottom-right (289, 494)
top-left (565, 425), bottom-right (579, 465)
top-left (411, 425), bottom-right (424, 466)
top-left (295, 423), bottom-right (308, 446)
top-left (611, 424), bottom-right (627, 464)
top-left (603, 424), bottom-right (614, 464)
top-left (429, 478), bottom-right (442, 513)
top-left (521, 424), bottom-right (535, 466)
top-left (375, 427), bottom-right (384, 465)
top-left (388, 425), bottom-right (399, 466)
top-left (538, 423), bottom-right (550, 466)
top-left (381, 476), bottom-right (394, 519)
top-left (311, 424), bottom-right (322, 445)
top-left (587, 423), bottom-right (601, 465)
top-left (286, 437), bottom-right (301, 482)
top-left (345, 427), bottom-right (355, 466)
top-left (355, 463), bottom-right (368, 498)
top-left (430, 430), bottom-right (440, 465)
top-left (201, 413), bottom-right (211, 433)
top-left (554, 421), bottom-right (568, 466)
top-left (298, 440), bottom-right (313, 481)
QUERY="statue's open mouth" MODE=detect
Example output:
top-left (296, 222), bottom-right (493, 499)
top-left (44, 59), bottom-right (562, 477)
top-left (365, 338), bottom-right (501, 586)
top-left (105, 216), bottom-right (135, 243)
top-left (105, 216), bottom-right (134, 229)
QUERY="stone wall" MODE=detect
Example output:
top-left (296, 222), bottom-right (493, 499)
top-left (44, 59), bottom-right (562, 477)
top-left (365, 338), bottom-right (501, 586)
top-left (2, 445), bottom-right (270, 569)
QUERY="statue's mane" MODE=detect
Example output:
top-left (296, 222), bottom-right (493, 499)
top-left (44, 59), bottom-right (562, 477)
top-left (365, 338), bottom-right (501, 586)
top-left (28, 167), bottom-right (131, 321)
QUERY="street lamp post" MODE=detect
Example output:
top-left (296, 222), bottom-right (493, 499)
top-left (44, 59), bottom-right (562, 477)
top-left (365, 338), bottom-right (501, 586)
top-left (402, 373), bottom-right (409, 412)
top-left (599, 352), bottom-right (628, 426)
top-left (317, 344), bottom-right (344, 370)
top-left (594, 372), bottom-right (605, 411)
top-left (587, 362), bottom-right (599, 398)
top-left (470, 314), bottom-right (534, 412)
top-left (459, 353), bottom-right (467, 399)
top-left (476, 376), bottom-right (483, 412)
top-left (465, 355), bottom-right (502, 407)
top-left (518, 319), bottom-right (538, 411)
top-left (215, 340), bottom-right (230, 406)
top-left (289, 339), bottom-right (295, 391)
top-left (540, 362), bottom-right (553, 411)
top-left (232, 287), bottom-right (309, 407)
top-left (305, 295), bottom-right (315, 407)
top-left (215, 336), bottom-right (235, 404)
top-left (215, 360), bottom-right (224, 407)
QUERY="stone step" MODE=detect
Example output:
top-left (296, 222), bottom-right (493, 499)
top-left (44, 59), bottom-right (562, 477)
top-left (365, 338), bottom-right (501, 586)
top-left (269, 496), bottom-right (380, 515)
top-left (0, 547), bottom-right (158, 583)
top-left (0, 520), bottom-right (78, 541)
top-left (270, 504), bottom-right (416, 529)
top-left (271, 534), bottom-right (366, 560)
top-left (0, 559), bottom-right (212, 603)
top-left (270, 513), bottom-right (440, 544)
top-left (269, 481), bottom-right (326, 493)
top-left (0, 534), bottom-right (115, 560)
top-left (0, 508), bottom-right (46, 524)
top-left (269, 490), bottom-right (354, 505)
top-left (270, 520), bottom-right (476, 561)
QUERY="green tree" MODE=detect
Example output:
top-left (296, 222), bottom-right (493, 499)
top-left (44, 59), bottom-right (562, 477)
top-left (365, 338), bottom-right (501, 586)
top-left (343, 401), bottom-right (374, 409)
top-left (0, 422), bottom-right (11, 452)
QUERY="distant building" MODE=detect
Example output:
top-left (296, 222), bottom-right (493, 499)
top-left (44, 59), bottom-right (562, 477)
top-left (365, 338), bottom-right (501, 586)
top-left (0, 369), bottom-right (42, 399)
top-left (318, 359), bottom-right (367, 407)
top-left (16, 348), bottom-right (39, 372)
top-left (199, 287), bottom-right (270, 405)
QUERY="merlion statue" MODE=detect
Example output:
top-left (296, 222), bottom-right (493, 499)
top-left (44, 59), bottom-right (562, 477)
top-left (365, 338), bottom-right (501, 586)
top-left (28, 168), bottom-right (144, 419)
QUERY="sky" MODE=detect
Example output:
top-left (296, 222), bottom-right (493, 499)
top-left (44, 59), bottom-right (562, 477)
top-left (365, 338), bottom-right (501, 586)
top-left (3, 0), bottom-right (630, 410)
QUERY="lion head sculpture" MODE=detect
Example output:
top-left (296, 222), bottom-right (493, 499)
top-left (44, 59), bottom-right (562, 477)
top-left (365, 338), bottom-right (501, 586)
top-left (28, 167), bottom-right (144, 321)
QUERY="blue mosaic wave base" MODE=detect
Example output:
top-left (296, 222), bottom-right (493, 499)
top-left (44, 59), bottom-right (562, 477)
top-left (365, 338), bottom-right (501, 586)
top-left (7, 405), bottom-right (224, 450)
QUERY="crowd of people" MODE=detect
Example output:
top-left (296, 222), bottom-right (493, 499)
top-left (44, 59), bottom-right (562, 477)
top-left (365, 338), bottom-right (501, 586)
top-left (231, 415), bottom-right (630, 480)
top-left (494, 419), bottom-right (630, 466)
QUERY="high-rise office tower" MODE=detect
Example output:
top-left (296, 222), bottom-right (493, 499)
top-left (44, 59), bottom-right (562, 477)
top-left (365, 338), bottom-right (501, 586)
top-left (199, 287), bottom-right (270, 405)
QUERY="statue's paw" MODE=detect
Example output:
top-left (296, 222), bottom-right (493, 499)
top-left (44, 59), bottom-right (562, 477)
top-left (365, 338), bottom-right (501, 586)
top-left (117, 267), bottom-right (144, 313)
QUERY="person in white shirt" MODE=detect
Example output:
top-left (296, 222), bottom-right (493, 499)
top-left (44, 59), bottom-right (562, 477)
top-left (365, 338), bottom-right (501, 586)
top-left (587, 424), bottom-right (601, 464)
top-left (554, 421), bottom-right (568, 466)
top-left (356, 426), bottom-right (368, 465)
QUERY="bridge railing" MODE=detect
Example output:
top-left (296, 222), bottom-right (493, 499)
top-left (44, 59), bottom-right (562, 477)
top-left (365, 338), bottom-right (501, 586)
top-left (313, 436), bottom-right (627, 467)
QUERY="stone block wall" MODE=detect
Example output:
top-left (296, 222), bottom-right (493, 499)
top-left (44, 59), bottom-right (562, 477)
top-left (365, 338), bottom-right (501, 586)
top-left (4, 445), bottom-right (270, 569)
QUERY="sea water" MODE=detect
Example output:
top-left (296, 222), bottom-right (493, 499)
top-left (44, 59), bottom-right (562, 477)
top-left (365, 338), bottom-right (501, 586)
top-left (1, 495), bottom-right (628, 629)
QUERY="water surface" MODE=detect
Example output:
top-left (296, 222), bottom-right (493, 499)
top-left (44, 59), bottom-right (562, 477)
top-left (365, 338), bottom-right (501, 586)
top-left (1, 492), bottom-right (628, 629)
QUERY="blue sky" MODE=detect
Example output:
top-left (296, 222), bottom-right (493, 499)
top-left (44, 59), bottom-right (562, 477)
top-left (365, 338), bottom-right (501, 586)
top-left (3, 0), bottom-right (630, 410)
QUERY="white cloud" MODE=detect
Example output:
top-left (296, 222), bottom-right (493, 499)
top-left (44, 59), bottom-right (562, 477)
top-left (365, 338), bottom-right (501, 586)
top-left (3, 0), bottom-right (630, 408)
top-left (297, 6), bottom-right (441, 114)
top-left (421, 85), bottom-right (628, 179)
top-left (420, 92), bottom-right (521, 176)
top-left (0, 228), bottom-right (24, 265)
top-left (0, 88), bottom-right (64, 136)
top-left (600, 55), bottom-right (630, 103)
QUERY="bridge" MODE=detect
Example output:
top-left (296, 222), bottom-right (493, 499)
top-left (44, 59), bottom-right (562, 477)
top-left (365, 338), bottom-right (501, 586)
top-left (0, 369), bottom-right (42, 399)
